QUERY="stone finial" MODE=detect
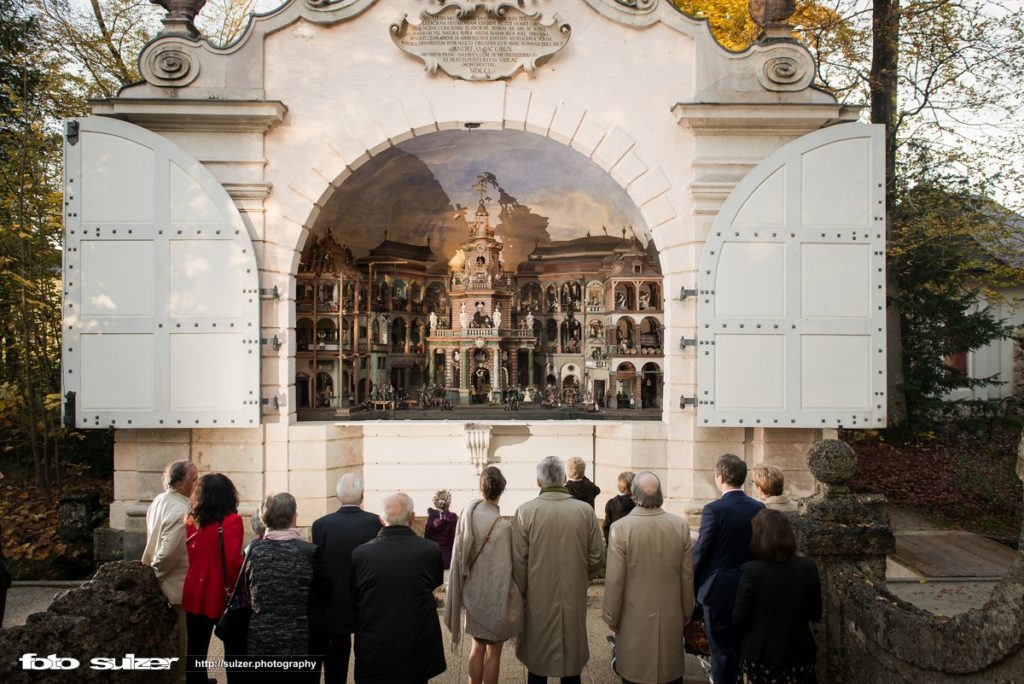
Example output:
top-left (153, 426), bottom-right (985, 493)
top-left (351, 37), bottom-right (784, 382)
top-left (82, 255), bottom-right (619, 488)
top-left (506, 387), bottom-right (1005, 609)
top-left (749, 0), bottom-right (795, 26)
top-left (807, 439), bottom-right (858, 489)
top-left (150, 0), bottom-right (206, 39)
top-left (801, 439), bottom-right (873, 524)
top-left (749, 0), bottom-right (796, 42)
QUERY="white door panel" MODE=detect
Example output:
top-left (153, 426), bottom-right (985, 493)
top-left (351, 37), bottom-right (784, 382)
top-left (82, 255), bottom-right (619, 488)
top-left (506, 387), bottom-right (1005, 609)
top-left (63, 116), bottom-right (260, 428)
top-left (697, 123), bottom-right (886, 428)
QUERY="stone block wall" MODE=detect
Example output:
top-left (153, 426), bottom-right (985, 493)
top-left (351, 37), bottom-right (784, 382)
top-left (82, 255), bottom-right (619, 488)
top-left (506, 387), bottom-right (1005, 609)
top-left (796, 438), bottom-right (1024, 683)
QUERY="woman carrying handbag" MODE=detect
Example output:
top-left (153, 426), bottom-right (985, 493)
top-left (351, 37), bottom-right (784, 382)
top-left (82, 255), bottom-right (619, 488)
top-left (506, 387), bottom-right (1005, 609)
top-left (444, 466), bottom-right (522, 684)
top-left (182, 473), bottom-right (244, 684)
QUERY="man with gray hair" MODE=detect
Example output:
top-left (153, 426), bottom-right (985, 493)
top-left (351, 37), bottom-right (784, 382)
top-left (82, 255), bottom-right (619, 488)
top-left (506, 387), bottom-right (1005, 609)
top-left (602, 472), bottom-right (694, 684)
top-left (350, 492), bottom-right (446, 683)
top-left (311, 472), bottom-right (383, 684)
top-left (141, 459), bottom-right (197, 670)
top-left (513, 456), bottom-right (604, 683)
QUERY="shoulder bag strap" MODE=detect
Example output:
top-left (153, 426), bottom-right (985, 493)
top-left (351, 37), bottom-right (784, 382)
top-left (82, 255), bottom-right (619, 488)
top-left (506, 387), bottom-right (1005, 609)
top-left (465, 514), bottom-right (501, 574)
top-left (218, 523), bottom-right (229, 597)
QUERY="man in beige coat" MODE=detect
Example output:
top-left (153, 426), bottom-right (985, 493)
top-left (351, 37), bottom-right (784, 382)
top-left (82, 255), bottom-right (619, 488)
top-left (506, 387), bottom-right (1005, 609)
top-left (602, 472), bottom-right (694, 684)
top-left (513, 456), bottom-right (604, 683)
top-left (141, 459), bottom-right (196, 670)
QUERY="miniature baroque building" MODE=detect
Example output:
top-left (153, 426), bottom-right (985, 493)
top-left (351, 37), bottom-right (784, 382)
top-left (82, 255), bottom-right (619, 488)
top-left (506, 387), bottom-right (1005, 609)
top-left (295, 179), bottom-right (665, 413)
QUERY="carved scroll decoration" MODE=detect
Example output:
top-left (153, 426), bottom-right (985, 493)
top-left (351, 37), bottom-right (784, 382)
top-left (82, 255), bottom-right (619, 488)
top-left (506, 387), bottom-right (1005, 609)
top-left (754, 44), bottom-right (815, 92)
top-left (390, 2), bottom-right (571, 81)
top-left (141, 40), bottom-right (201, 87)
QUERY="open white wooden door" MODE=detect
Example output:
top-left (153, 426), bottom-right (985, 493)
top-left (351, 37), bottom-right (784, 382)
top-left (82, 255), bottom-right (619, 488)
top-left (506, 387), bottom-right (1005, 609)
top-left (697, 123), bottom-right (886, 428)
top-left (62, 116), bottom-right (260, 429)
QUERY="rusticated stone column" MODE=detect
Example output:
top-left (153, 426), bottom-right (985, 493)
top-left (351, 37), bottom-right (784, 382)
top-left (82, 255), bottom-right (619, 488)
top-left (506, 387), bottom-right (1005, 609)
top-left (791, 439), bottom-right (894, 682)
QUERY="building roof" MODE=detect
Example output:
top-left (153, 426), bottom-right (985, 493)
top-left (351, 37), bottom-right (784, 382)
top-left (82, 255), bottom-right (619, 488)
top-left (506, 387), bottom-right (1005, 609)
top-left (358, 238), bottom-right (442, 263)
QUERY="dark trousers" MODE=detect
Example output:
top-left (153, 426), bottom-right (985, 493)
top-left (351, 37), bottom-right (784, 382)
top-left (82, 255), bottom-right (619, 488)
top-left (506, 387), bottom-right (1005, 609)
top-left (704, 604), bottom-right (739, 684)
top-left (324, 633), bottom-right (353, 684)
top-left (185, 612), bottom-right (217, 684)
top-left (527, 674), bottom-right (581, 684)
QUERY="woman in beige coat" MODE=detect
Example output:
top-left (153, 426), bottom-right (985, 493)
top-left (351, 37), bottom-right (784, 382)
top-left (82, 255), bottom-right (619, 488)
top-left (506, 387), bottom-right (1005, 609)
top-left (751, 464), bottom-right (799, 512)
top-left (444, 467), bottom-right (521, 684)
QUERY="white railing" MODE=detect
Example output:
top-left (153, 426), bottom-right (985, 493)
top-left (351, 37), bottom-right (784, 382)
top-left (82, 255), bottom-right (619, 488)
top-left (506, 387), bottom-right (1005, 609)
top-left (429, 328), bottom-right (536, 338)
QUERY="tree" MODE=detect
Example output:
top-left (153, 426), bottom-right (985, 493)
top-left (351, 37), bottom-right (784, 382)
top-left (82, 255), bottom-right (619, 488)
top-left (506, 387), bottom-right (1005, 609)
top-left (0, 0), bottom-right (84, 503)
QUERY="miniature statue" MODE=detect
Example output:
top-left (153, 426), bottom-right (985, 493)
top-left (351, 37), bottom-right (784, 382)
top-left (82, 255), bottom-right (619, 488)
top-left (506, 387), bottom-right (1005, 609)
top-left (459, 303), bottom-right (468, 329)
top-left (493, 308), bottom-right (501, 329)
top-left (429, 310), bottom-right (438, 331)
top-left (526, 311), bottom-right (534, 329)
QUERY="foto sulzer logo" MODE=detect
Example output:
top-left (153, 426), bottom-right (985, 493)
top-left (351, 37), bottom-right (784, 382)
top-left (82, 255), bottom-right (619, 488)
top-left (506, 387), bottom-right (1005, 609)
top-left (20, 653), bottom-right (179, 671)
top-left (20, 654), bottom-right (80, 670)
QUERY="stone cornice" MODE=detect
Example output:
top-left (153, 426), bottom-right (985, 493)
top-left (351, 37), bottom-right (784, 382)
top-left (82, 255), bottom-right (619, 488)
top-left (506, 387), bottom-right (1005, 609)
top-left (673, 102), bottom-right (861, 135)
top-left (89, 99), bottom-right (288, 132)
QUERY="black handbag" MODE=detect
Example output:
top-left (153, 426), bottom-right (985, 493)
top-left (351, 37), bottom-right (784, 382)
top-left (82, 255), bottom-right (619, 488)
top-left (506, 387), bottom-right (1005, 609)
top-left (215, 537), bottom-right (253, 647)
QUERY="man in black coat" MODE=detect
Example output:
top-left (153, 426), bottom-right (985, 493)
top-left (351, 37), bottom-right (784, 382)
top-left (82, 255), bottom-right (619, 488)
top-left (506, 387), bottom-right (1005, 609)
top-left (311, 473), bottom-right (383, 684)
top-left (351, 492), bottom-right (446, 684)
top-left (691, 453), bottom-right (765, 684)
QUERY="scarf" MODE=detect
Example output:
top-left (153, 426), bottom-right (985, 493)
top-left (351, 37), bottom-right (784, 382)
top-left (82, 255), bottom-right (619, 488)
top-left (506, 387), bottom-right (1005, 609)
top-left (263, 527), bottom-right (304, 542)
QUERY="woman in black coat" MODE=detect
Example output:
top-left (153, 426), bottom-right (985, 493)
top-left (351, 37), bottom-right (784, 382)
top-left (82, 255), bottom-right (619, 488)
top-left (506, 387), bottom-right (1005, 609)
top-left (733, 509), bottom-right (821, 683)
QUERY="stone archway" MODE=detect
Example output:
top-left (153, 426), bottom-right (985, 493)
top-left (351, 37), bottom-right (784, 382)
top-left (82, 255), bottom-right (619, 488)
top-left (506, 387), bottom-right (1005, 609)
top-left (277, 93), bottom-right (681, 422)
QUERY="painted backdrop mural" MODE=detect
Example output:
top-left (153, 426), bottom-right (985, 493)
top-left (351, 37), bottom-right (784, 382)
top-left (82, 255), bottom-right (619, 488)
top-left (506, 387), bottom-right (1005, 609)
top-left (296, 129), bottom-right (664, 416)
top-left (315, 129), bottom-right (648, 268)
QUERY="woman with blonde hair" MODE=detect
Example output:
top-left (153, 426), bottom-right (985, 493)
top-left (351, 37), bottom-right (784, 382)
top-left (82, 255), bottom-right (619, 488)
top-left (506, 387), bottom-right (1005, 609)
top-left (444, 467), bottom-right (521, 684)
top-left (750, 464), bottom-right (798, 512)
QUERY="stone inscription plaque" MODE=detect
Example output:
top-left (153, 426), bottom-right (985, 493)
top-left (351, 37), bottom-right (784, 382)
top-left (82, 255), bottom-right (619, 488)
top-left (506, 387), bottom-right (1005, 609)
top-left (390, 3), bottom-right (571, 81)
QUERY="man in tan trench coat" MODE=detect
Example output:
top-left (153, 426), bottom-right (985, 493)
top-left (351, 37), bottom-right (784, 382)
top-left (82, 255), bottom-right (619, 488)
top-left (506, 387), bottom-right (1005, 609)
top-left (513, 456), bottom-right (605, 683)
top-left (602, 472), bottom-right (694, 684)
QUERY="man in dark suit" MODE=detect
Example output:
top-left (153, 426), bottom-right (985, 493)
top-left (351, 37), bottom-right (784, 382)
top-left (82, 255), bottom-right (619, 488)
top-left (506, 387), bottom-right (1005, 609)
top-left (351, 492), bottom-right (446, 684)
top-left (691, 453), bottom-right (765, 684)
top-left (311, 473), bottom-right (383, 684)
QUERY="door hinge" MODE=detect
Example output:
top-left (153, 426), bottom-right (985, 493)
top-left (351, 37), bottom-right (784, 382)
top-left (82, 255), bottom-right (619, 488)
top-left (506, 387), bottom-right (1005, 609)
top-left (63, 391), bottom-right (76, 428)
top-left (65, 120), bottom-right (80, 145)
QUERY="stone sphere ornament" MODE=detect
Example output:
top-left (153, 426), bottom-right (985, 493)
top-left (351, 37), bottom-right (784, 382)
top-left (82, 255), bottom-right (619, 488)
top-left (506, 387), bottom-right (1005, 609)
top-left (806, 439), bottom-right (858, 486)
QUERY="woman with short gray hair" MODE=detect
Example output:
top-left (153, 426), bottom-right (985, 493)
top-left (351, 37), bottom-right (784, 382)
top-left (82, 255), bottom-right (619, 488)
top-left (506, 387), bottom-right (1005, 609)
top-left (241, 492), bottom-right (332, 681)
top-left (565, 455), bottom-right (601, 509)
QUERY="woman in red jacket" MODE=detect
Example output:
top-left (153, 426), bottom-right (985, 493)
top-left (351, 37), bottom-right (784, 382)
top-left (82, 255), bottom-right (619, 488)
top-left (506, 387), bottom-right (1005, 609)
top-left (182, 473), bottom-right (244, 684)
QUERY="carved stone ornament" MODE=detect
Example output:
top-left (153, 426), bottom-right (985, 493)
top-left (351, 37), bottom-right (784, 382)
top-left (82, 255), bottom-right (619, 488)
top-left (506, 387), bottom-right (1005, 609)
top-left (390, 2), bottom-right (571, 81)
top-left (749, 0), bottom-right (796, 27)
top-left (754, 44), bottom-right (815, 92)
top-left (582, 0), bottom-right (660, 27)
top-left (465, 423), bottom-right (493, 474)
top-left (149, 0), bottom-right (206, 38)
top-left (141, 41), bottom-right (200, 88)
